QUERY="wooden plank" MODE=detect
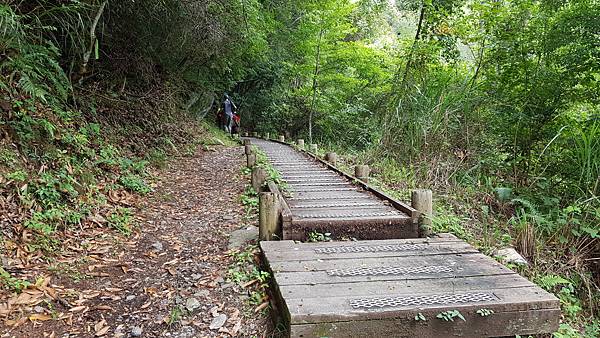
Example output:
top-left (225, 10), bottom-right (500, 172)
top-left (274, 262), bottom-right (515, 286)
top-left (286, 287), bottom-right (559, 323)
top-left (290, 191), bottom-right (367, 199)
top-left (278, 274), bottom-right (536, 299)
top-left (290, 308), bottom-right (560, 338)
top-left (262, 243), bottom-right (477, 262)
top-left (261, 234), bottom-right (460, 250)
top-left (293, 206), bottom-right (403, 218)
top-left (269, 251), bottom-right (508, 273)
top-left (289, 204), bottom-right (388, 212)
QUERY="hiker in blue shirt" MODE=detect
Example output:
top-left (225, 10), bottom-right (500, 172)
top-left (223, 93), bottom-right (237, 133)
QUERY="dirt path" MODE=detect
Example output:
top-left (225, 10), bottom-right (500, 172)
top-left (2, 146), bottom-right (270, 337)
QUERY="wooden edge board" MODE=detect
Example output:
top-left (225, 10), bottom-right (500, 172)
top-left (289, 308), bottom-right (561, 338)
top-left (260, 234), bottom-right (460, 250)
top-left (265, 247), bottom-right (480, 263)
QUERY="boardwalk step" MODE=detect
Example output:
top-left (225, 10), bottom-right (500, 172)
top-left (261, 237), bottom-right (560, 338)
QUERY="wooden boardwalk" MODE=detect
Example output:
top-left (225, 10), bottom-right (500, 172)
top-left (246, 137), bottom-right (560, 337)
top-left (262, 235), bottom-right (560, 337)
top-left (250, 138), bottom-right (419, 241)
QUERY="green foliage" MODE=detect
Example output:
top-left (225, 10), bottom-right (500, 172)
top-left (430, 205), bottom-right (472, 241)
top-left (227, 245), bottom-right (271, 308)
top-left (166, 305), bottom-right (183, 326)
top-left (5, 170), bottom-right (27, 182)
top-left (536, 274), bottom-right (583, 322)
top-left (414, 312), bottom-right (427, 321)
top-left (307, 231), bottom-right (332, 242)
top-left (436, 310), bottom-right (466, 322)
top-left (107, 208), bottom-right (134, 236)
top-left (119, 174), bottom-right (151, 194)
top-left (0, 267), bottom-right (31, 294)
top-left (476, 309), bottom-right (494, 317)
top-left (241, 185), bottom-right (259, 218)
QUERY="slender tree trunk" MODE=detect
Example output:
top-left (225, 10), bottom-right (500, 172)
top-left (469, 38), bottom-right (486, 88)
top-left (80, 0), bottom-right (108, 74)
top-left (400, 1), bottom-right (426, 88)
top-left (308, 27), bottom-right (324, 144)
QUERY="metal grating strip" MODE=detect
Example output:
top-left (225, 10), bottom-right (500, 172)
top-left (329, 265), bottom-right (454, 277)
top-left (291, 202), bottom-right (382, 208)
top-left (315, 244), bottom-right (427, 254)
top-left (300, 211), bottom-right (399, 218)
top-left (349, 292), bottom-right (498, 309)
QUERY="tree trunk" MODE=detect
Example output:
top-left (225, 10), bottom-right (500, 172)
top-left (308, 27), bottom-right (324, 144)
top-left (400, 1), bottom-right (426, 87)
top-left (80, 0), bottom-right (108, 74)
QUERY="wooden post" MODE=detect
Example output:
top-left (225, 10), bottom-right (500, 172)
top-left (310, 144), bottom-right (318, 154)
top-left (297, 139), bottom-right (305, 148)
top-left (325, 152), bottom-right (337, 166)
top-left (252, 132), bottom-right (258, 137)
top-left (412, 189), bottom-right (433, 237)
top-left (278, 135), bottom-right (285, 143)
top-left (265, 132), bottom-right (270, 140)
top-left (252, 167), bottom-right (267, 192)
top-left (243, 139), bottom-right (251, 146)
top-left (355, 165), bottom-right (369, 183)
top-left (244, 145), bottom-right (252, 155)
top-left (259, 192), bottom-right (279, 241)
top-left (247, 153), bottom-right (256, 168)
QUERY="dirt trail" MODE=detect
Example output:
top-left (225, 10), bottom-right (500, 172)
top-left (2, 146), bottom-right (269, 337)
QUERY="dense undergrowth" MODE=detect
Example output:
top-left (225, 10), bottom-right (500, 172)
top-left (0, 1), bottom-right (235, 298)
top-left (323, 143), bottom-right (600, 337)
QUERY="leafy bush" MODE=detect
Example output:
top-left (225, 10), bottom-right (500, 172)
top-left (119, 174), bottom-right (151, 194)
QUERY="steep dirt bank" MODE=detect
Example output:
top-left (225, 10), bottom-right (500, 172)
top-left (1, 145), bottom-right (270, 337)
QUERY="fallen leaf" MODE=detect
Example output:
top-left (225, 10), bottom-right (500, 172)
top-left (94, 319), bottom-right (106, 332)
top-left (254, 301), bottom-right (269, 313)
top-left (29, 314), bottom-right (53, 321)
top-left (95, 325), bottom-right (109, 336)
top-left (68, 305), bottom-right (88, 313)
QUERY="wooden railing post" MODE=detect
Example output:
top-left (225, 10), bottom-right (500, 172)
top-left (310, 144), bottom-right (318, 154)
top-left (251, 167), bottom-right (267, 192)
top-left (259, 192), bottom-right (279, 241)
top-left (244, 145), bottom-right (252, 155)
top-left (411, 189), bottom-right (433, 237)
top-left (355, 165), bottom-right (369, 183)
top-left (278, 135), bottom-right (285, 143)
top-left (265, 132), bottom-right (270, 139)
top-left (325, 152), bottom-right (337, 166)
top-left (247, 153), bottom-right (256, 168)
top-left (297, 139), bottom-right (305, 148)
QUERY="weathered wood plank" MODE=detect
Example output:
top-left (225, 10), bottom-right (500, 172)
top-left (262, 243), bottom-right (477, 262)
top-left (274, 263), bottom-right (515, 286)
top-left (290, 308), bottom-right (561, 338)
top-left (269, 251), bottom-right (510, 273)
top-left (286, 287), bottom-right (558, 323)
top-left (279, 274), bottom-right (536, 299)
